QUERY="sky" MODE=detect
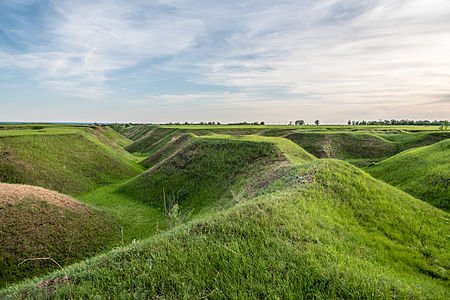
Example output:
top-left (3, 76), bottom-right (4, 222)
top-left (1, 0), bottom-right (449, 124)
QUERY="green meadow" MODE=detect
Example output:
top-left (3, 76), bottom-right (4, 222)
top-left (0, 123), bottom-right (448, 298)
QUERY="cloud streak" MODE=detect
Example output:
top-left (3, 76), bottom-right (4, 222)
top-left (0, 0), bottom-right (449, 121)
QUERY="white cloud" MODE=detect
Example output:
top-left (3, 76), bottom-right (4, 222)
top-left (1, 0), bottom-right (449, 121)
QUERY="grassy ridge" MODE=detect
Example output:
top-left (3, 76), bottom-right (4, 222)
top-left (0, 184), bottom-right (120, 287)
top-left (118, 136), bottom-right (309, 215)
top-left (141, 133), bottom-right (195, 168)
top-left (0, 133), bottom-right (141, 195)
top-left (377, 131), bottom-right (450, 151)
top-left (366, 139), bottom-right (450, 210)
top-left (92, 126), bottom-right (134, 148)
top-left (284, 132), bottom-right (397, 166)
top-left (125, 128), bottom-right (176, 154)
top-left (4, 160), bottom-right (448, 299)
top-left (116, 125), bottom-right (449, 168)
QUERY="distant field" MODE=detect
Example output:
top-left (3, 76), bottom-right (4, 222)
top-left (0, 123), bottom-right (448, 298)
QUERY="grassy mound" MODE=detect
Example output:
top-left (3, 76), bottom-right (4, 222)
top-left (0, 184), bottom-right (119, 287)
top-left (92, 126), bottom-right (134, 148)
top-left (141, 133), bottom-right (195, 168)
top-left (0, 133), bottom-right (141, 195)
top-left (365, 139), bottom-right (450, 210)
top-left (377, 131), bottom-right (450, 151)
top-left (4, 160), bottom-right (448, 298)
top-left (125, 128), bottom-right (177, 154)
top-left (285, 132), bottom-right (397, 166)
top-left (118, 136), bottom-right (313, 215)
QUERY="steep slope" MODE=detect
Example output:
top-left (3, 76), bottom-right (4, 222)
top-left (125, 128), bottom-right (177, 154)
top-left (0, 184), bottom-right (119, 287)
top-left (0, 133), bottom-right (141, 195)
top-left (365, 139), bottom-right (450, 210)
top-left (285, 132), bottom-right (397, 166)
top-left (92, 126), bottom-right (134, 148)
top-left (4, 160), bottom-right (448, 299)
top-left (118, 136), bottom-right (314, 216)
top-left (141, 133), bottom-right (195, 168)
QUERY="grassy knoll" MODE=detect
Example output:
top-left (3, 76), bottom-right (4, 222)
top-left (116, 125), bottom-right (449, 167)
top-left (92, 126), bottom-right (134, 148)
top-left (141, 133), bottom-right (195, 168)
top-left (0, 184), bottom-right (120, 287)
top-left (377, 131), bottom-right (450, 151)
top-left (366, 139), bottom-right (450, 210)
top-left (125, 127), bottom-right (177, 154)
top-left (284, 132), bottom-right (397, 166)
top-left (3, 160), bottom-right (448, 299)
top-left (0, 132), bottom-right (142, 195)
top-left (118, 136), bottom-right (313, 216)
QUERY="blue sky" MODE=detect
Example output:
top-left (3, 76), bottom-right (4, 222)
top-left (1, 0), bottom-right (449, 123)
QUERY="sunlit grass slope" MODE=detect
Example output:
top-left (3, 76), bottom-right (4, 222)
top-left (285, 132), bottom-right (397, 166)
top-left (118, 135), bottom-right (313, 216)
top-left (0, 132), bottom-right (142, 195)
top-left (141, 133), bottom-right (195, 168)
top-left (125, 127), bottom-right (176, 154)
top-left (366, 139), bottom-right (450, 210)
top-left (4, 160), bottom-right (448, 299)
top-left (0, 184), bottom-right (119, 287)
top-left (377, 131), bottom-right (450, 151)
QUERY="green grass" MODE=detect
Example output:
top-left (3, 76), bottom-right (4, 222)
top-left (0, 133), bottom-right (142, 195)
top-left (376, 131), bottom-right (450, 151)
top-left (2, 124), bottom-right (449, 297)
top-left (141, 133), bottom-right (195, 168)
top-left (0, 125), bottom-right (88, 137)
top-left (93, 126), bottom-right (134, 148)
top-left (125, 128), bottom-right (177, 154)
top-left (365, 139), bottom-right (450, 210)
top-left (118, 136), bottom-right (309, 216)
top-left (284, 132), bottom-right (397, 167)
top-left (0, 190), bottom-right (119, 287)
top-left (3, 160), bottom-right (448, 299)
top-left (78, 181), bottom-right (165, 243)
top-left (202, 134), bottom-right (315, 164)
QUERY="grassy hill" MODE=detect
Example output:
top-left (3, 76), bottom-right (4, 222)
top-left (3, 160), bottom-right (448, 299)
top-left (284, 132), bottom-right (397, 166)
top-left (365, 139), bottom-right (450, 210)
top-left (141, 133), bottom-right (195, 168)
top-left (377, 131), bottom-right (450, 151)
top-left (118, 135), bottom-right (314, 216)
top-left (0, 129), bottom-right (142, 195)
top-left (0, 183), bottom-right (120, 287)
top-left (2, 124), bottom-right (449, 298)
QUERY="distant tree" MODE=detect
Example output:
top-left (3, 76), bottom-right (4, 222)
top-left (352, 121), bottom-right (355, 125)
top-left (260, 121), bottom-right (265, 125)
top-left (314, 120), bottom-right (320, 126)
top-left (295, 120), bottom-right (305, 125)
top-left (289, 121), bottom-right (293, 125)
top-left (360, 120), bottom-right (367, 125)
top-left (348, 120), bottom-right (351, 125)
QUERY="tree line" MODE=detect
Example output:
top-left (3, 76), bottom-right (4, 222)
top-left (347, 119), bottom-right (449, 126)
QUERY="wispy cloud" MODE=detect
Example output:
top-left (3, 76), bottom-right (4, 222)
top-left (1, 0), bottom-right (449, 121)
